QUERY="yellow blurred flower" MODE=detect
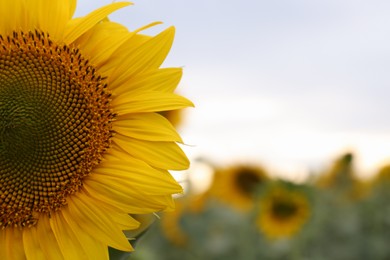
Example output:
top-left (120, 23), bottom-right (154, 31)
top-left (317, 153), bottom-right (368, 199)
top-left (368, 164), bottom-right (390, 193)
top-left (160, 194), bottom-right (205, 247)
top-left (373, 165), bottom-right (390, 184)
top-left (0, 1), bottom-right (192, 259)
top-left (160, 198), bottom-right (189, 247)
top-left (207, 164), bottom-right (269, 212)
top-left (317, 153), bottom-right (355, 189)
top-left (257, 185), bottom-right (310, 239)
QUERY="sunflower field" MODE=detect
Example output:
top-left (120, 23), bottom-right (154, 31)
top-left (128, 153), bottom-right (390, 260)
top-left (1, 1), bottom-right (390, 259)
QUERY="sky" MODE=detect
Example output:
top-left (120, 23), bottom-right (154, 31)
top-left (76, 0), bottom-right (390, 180)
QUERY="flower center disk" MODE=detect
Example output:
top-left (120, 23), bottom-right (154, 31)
top-left (0, 31), bottom-right (114, 228)
top-left (272, 200), bottom-right (298, 220)
top-left (235, 170), bottom-right (262, 196)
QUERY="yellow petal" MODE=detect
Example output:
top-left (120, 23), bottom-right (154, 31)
top-left (64, 2), bottom-right (132, 44)
top-left (94, 159), bottom-right (183, 193)
top-left (74, 21), bottom-right (131, 68)
top-left (61, 209), bottom-right (110, 260)
top-left (114, 113), bottom-right (182, 142)
top-left (124, 214), bottom-right (157, 239)
top-left (26, 0), bottom-right (76, 40)
top-left (85, 152), bottom-right (182, 212)
top-left (69, 0), bottom-right (77, 19)
top-left (114, 135), bottom-right (190, 170)
top-left (103, 143), bottom-right (130, 161)
top-left (84, 178), bottom-right (172, 214)
top-left (0, 1), bottom-right (25, 34)
top-left (50, 213), bottom-right (87, 259)
top-left (98, 33), bottom-right (151, 77)
top-left (37, 214), bottom-right (64, 260)
top-left (109, 212), bottom-right (140, 231)
top-left (0, 230), bottom-right (6, 259)
top-left (68, 193), bottom-right (132, 251)
top-left (165, 196), bottom-right (177, 211)
top-left (5, 228), bottom-right (25, 260)
top-left (113, 68), bottom-right (183, 96)
top-left (23, 227), bottom-right (45, 260)
top-left (89, 202), bottom-right (140, 231)
top-left (109, 27), bottom-right (176, 88)
top-left (113, 91), bottom-right (194, 115)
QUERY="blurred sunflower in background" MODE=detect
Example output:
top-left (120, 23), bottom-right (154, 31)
top-left (362, 164), bottom-right (390, 205)
top-left (316, 153), bottom-right (368, 199)
top-left (207, 164), bottom-right (269, 212)
top-left (257, 183), bottom-right (310, 239)
top-left (316, 153), bottom-right (355, 189)
top-left (371, 164), bottom-right (390, 188)
top-left (357, 164), bottom-right (390, 260)
top-left (159, 108), bottom-right (184, 128)
top-left (0, 1), bottom-right (192, 259)
top-left (160, 197), bottom-right (189, 247)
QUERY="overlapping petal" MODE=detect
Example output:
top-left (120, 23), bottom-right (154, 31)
top-left (108, 26), bottom-right (175, 88)
top-left (113, 68), bottom-right (183, 95)
top-left (64, 2), bottom-right (132, 44)
top-left (113, 91), bottom-right (193, 114)
top-left (114, 135), bottom-right (190, 170)
top-left (114, 113), bottom-right (183, 142)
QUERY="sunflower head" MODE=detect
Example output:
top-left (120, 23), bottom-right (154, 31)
top-left (207, 164), bottom-right (269, 212)
top-left (0, 1), bottom-right (192, 259)
top-left (0, 30), bottom-right (114, 228)
top-left (372, 165), bottom-right (390, 185)
top-left (317, 153), bottom-right (369, 200)
top-left (317, 153), bottom-right (356, 189)
top-left (270, 198), bottom-right (299, 221)
top-left (367, 164), bottom-right (390, 196)
top-left (257, 182), bottom-right (310, 239)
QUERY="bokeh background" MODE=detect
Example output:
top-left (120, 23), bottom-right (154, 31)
top-left (77, 1), bottom-right (390, 259)
top-left (77, 0), bottom-right (390, 181)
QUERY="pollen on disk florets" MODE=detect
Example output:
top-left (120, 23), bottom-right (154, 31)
top-left (0, 30), bottom-right (114, 228)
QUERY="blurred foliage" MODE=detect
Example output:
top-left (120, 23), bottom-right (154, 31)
top-left (124, 153), bottom-right (390, 260)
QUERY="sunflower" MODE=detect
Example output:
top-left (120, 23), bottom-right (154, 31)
top-left (316, 153), bottom-right (356, 189)
top-left (367, 165), bottom-right (390, 196)
top-left (160, 197), bottom-right (189, 247)
top-left (257, 184), bottom-right (310, 239)
top-left (0, 1), bottom-right (192, 259)
top-left (317, 153), bottom-right (367, 199)
top-left (207, 164), bottom-right (269, 212)
top-left (372, 165), bottom-right (390, 186)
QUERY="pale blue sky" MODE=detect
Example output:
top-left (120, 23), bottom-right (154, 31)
top-left (76, 1), bottom-right (390, 179)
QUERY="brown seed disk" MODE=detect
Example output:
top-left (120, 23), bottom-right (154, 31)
top-left (234, 168), bottom-right (263, 197)
top-left (271, 199), bottom-right (298, 220)
top-left (0, 30), bottom-right (114, 228)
